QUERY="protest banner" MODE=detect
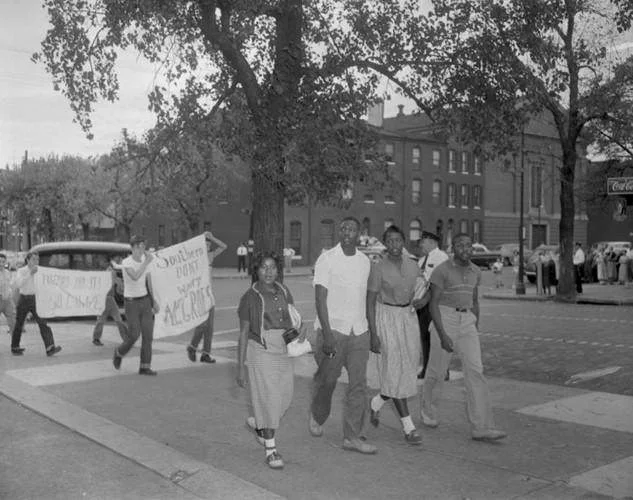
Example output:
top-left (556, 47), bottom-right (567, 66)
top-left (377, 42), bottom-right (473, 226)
top-left (151, 234), bottom-right (211, 339)
top-left (35, 267), bottom-right (111, 318)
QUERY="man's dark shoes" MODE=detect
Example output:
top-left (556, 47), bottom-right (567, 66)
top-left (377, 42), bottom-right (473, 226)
top-left (200, 353), bottom-right (216, 364)
top-left (370, 409), bottom-right (380, 427)
top-left (112, 349), bottom-right (122, 370)
top-left (139, 367), bottom-right (157, 376)
top-left (11, 347), bottom-right (25, 356)
top-left (186, 345), bottom-right (196, 362)
top-left (92, 339), bottom-right (104, 346)
top-left (46, 345), bottom-right (62, 357)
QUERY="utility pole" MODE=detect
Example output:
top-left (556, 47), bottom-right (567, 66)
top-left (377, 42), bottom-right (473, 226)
top-left (516, 129), bottom-right (526, 295)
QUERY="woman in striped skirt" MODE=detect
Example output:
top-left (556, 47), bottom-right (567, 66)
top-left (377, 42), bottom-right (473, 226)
top-left (236, 251), bottom-right (302, 469)
top-left (367, 225), bottom-right (423, 445)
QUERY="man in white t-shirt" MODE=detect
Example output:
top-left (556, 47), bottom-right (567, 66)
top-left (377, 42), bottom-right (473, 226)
top-left (573, 242), bottom-right (585, 294)
top-left (308, 216), bottom-right (376, 455)
top-left (283, 247), bottom-right (295, 273)
top-left (112, 235), bottom-right (159, 375)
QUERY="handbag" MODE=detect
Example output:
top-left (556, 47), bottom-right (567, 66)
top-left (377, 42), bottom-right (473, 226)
top-left (285, 304), bottom-right (312, 357)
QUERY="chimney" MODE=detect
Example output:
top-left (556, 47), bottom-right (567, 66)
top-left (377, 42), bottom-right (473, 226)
top-left (397, 104), bottom-right (404, 117)
top-left (367, 100), bottom-right (384, 128)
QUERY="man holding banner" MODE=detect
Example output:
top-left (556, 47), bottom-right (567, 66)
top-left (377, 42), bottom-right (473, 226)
top-left (10, 252), bottom-right (62, 357)
top-left (113, 235), bottom-right (159, 376)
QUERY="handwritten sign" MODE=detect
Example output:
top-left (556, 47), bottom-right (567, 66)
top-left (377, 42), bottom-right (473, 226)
top-left (35, 267), bottom-right (111, 318)
top-left (151, 234), bottom-right (211, 339)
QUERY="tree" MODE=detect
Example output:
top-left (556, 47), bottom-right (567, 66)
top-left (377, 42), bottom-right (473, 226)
top-left (34, 0), bottom-right (425, 258)
top-left (405, 0), bottom-right (633, 300)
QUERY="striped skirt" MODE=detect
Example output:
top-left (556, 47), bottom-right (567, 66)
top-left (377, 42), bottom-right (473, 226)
top-left (246, 329), bottom-right (294, 429)
top-left (375, 303), bottom-right (421, 398)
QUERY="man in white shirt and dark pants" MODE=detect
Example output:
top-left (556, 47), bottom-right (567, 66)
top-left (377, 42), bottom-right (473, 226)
top-left (416, 231), bottom-right (448, 379)
top-left (308, 216), bottom-right (377, 454)
top-left (573, 242), bottom-right (585, 294)
top-left (10, 252), bottom-right (61, 357)
top-left (0, 253), bottom-right (16, 335)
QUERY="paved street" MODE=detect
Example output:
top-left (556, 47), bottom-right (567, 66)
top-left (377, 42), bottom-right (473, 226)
top-left (1, 270), bottom-right (632, 499)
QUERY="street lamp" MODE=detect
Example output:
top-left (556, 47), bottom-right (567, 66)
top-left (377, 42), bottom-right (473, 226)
top-left (516, 130), bottom-right (526, 295)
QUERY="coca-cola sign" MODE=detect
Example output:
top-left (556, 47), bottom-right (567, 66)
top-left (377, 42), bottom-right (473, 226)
top-left (607, 177), bottom-right (633, 195)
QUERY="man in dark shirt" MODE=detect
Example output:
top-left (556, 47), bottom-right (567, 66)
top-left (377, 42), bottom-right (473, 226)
top-left (420, 233), bottom-right (506, 442)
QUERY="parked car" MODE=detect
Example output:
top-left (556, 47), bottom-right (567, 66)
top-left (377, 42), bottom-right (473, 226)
top-left (29, 241), bottom-right (132, 305)
top-left (495, 243), bottom-right (532, 266)
top-left (525, 244), bottom-right (558, 284)
top-left (470, 243), bottom-right (501, 269)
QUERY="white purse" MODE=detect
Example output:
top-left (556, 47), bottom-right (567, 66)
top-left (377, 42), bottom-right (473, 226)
top-left (286, 304), bottom-right (312, 357)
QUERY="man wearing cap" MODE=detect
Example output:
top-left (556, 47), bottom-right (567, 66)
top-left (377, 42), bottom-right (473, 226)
top-left (112, 235), bottom-right (159, 375)
top-left (416, 231), bottom-right (448, 379)
top-left (420, 233), bottom-right (506, 441)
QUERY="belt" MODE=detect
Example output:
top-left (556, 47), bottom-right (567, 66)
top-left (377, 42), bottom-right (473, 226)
top-left (383, 302), bottom-right (411, 308)
top-left (125, 295), bottom-right (149, 301)
top-left (455, 307), bottom-right (469, 312)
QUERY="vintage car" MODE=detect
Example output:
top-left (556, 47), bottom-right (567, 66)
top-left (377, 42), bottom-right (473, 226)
top-left (470, 243), bottom-right (501, 269)
top-left (495, 243), bottom-right (533, 266)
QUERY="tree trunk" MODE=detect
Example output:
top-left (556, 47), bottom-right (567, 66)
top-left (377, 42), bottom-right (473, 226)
top-left (251, 167), bottom-right (284, 260)
top-left (81, 222), bottom-right (90, 240)
top-left (556, 145), bottom-right (577, 301)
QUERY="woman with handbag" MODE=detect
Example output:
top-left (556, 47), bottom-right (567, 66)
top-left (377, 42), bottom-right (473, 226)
top-left (236, 251), bottom-right (305, 470)
top-left (366, 225), bottom-right (423, 445)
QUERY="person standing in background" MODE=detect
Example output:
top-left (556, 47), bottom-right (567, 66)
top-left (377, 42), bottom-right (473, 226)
top-left (247, 239), bottom-right (255, 274)
top-left (187, 231), bottom-right (227, 363)
top-left (92, 255), bottom-right (128, 346)
top-left (573, 242), bottom-right (585, 294)
top-left (0, 253), bottom-right (16, 335)
top-left (237, 242), bottom-right (248, 274)
top-left (283, 247), bottom-right (295, 273)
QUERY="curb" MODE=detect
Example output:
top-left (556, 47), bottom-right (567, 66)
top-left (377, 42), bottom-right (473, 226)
top-left (483, 293), bottom-right (633, 306)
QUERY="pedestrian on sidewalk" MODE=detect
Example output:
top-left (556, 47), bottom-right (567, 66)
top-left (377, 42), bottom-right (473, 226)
top-left (416, 231), bottom-right (449, 379)
top-left (573, 242), bottom-right (585, 293)
top-left (308, 216), bottom-right (377, 455)
top-left (491, 257), bottom-right (504, 289)
top-left (92, 256), bottom-right (128, 346)
top-left (283, 247), bottom-right (295, 273)
top-left (596, 246), bottom-right (607, 285)
top-left (618, 250), bottom-right (629, 285)
top-left (420, 233), bottom-right (506, 442)
top-left (0, 253), bottom-right (16, 335)
top-left (237, 242), bottom-right (248, 273)
top-left (112, 235), bottom-right (159, 376)
top-left (236, 251), bottom-right (303, 470)
top-left (10, 252), bottom-right (62, 357)
top-left (187, 230), bottom-right (227, 364)
top-left (366, 225), bottom-right (423, 445)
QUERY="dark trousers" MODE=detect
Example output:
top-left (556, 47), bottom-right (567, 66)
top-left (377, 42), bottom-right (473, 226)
top-left (237, 255), bottom-right (246, 272)
top-left (190, 307), bottom-right (215, 354)
top-left (416, 305), bottom-right (432, 378)
top-left (93, 295), bottom-right (128, 341)
top-left (11, 294), bottom-right (55, 351)
top-left (117, 296), bottom-right (154, 368)
top-left (311, 329), bottom-right (370, 440)
top-left (574, 265), bottom-right (583, 293)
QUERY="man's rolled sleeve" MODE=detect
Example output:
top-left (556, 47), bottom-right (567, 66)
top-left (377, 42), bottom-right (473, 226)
top-left (313, 253), bottom-right (331, 288)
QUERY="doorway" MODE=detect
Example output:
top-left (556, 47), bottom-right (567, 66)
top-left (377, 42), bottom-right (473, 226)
top-left (531, 224), bottom-right (547, 248)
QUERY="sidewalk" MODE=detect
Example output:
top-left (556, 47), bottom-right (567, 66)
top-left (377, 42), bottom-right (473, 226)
top-left (1, 322), bottom-right (633, 499)
top-left (483, 280), bottom-right (633, 306)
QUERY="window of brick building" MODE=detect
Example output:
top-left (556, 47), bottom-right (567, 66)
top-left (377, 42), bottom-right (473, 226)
top-left (412, 178), bottom-right (421, 205)
top-left (473, 220), bottom-right (481, 243)
top-left (289, 221), bottom-right (301, 254)
top-left (320, 219), bottom-right (335, 249)
top-left (363, 193), bottom-right (375, 204)
top-left (460, 184), bottom-right (469, 208)
top-left (474, 156), bottom-right (482, 175)
top-left (432, 149), bottom-right (441, 170)
top-left (432, 180), bottom-right (442, 205)
top-left (460, 219), bottom-right (469, 234)
top-left (448, 150), bottom-right (456, 173)
top-left (472, 185), bottom-right (482, 209)
top-left (384, 143), bottom-right (394, 163)
top-left (412, 146), bottom-right (420, 165)
top-left (409, 219), bottom-right (422, 242)
top-left (461, 151), bottom-right (469, 174)
top-left (384, 194), bottom-right (396, 205)
top-left (531, 164), bottom-right (543, 208)
top-left (447, 183), bottom-right (456, 208)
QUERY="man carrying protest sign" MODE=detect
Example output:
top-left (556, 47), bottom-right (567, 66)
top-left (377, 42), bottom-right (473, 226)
top-left (10, 252), bottom-right (62, 357)
top-left (112, 235), bottom-right (159, 375)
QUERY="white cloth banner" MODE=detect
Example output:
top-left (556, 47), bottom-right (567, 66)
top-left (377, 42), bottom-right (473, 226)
top-left (35, 267), bottom-right (111, 318)
top-left (152, 234), bottom-right (211, 339)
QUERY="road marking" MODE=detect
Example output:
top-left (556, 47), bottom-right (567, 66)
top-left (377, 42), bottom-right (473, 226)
top-left (565, 367), bottom-right (621, 385)
top-left (568, 456), bottom-right (633, 499)
top-left (480, 332), bottom-right (633, 350)
top-left (517, 392), bottom-right (633, 433)
top-left (484, 312), bottom-right (633, 326)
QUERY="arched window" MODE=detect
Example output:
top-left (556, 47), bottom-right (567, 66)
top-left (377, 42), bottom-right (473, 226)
top-left (320, 219), bottom-right (335, 250)
top-left (289, 221), bottom-right (302, 254)
top-left (409, 219), bottom-right (422, 242)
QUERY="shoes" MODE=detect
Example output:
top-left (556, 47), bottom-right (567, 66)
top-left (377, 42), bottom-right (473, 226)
top-left (472, 429), bottom-right (507, 441)
top-left (11, 347), bottom-right (25, 356)
top-left (92, 339), bottom-right (104, 346)
top-left (370, 409), bottom-right (380, 427)
top-left (420, 409), bottom-right (439, 428)
top-left (186, 345), bottom-right (196, 362)
top-left (112, 349), bottom-right (122, 370)
top-left (200, 354), bottom-right (216, 363)
top-left (309, 413), bottom-right (323, 437)
top-left (138, 368), bottom-right (157, 376)
top-left (404, 429), bottom-right (422, 446)
top-left (265, 451), bottom-right (284, 469)
top-left (46, 346), bottom-right (62, 357)
top-left (342, 438), bottom-right (377, 455)
top-left (246, 417), bottom-right (266, 446)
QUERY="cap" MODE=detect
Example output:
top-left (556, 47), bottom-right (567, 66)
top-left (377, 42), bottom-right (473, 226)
top-left (129, 234), bottom-right (146, 246)
top-left (421, 230), bottom-right (440, 243)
